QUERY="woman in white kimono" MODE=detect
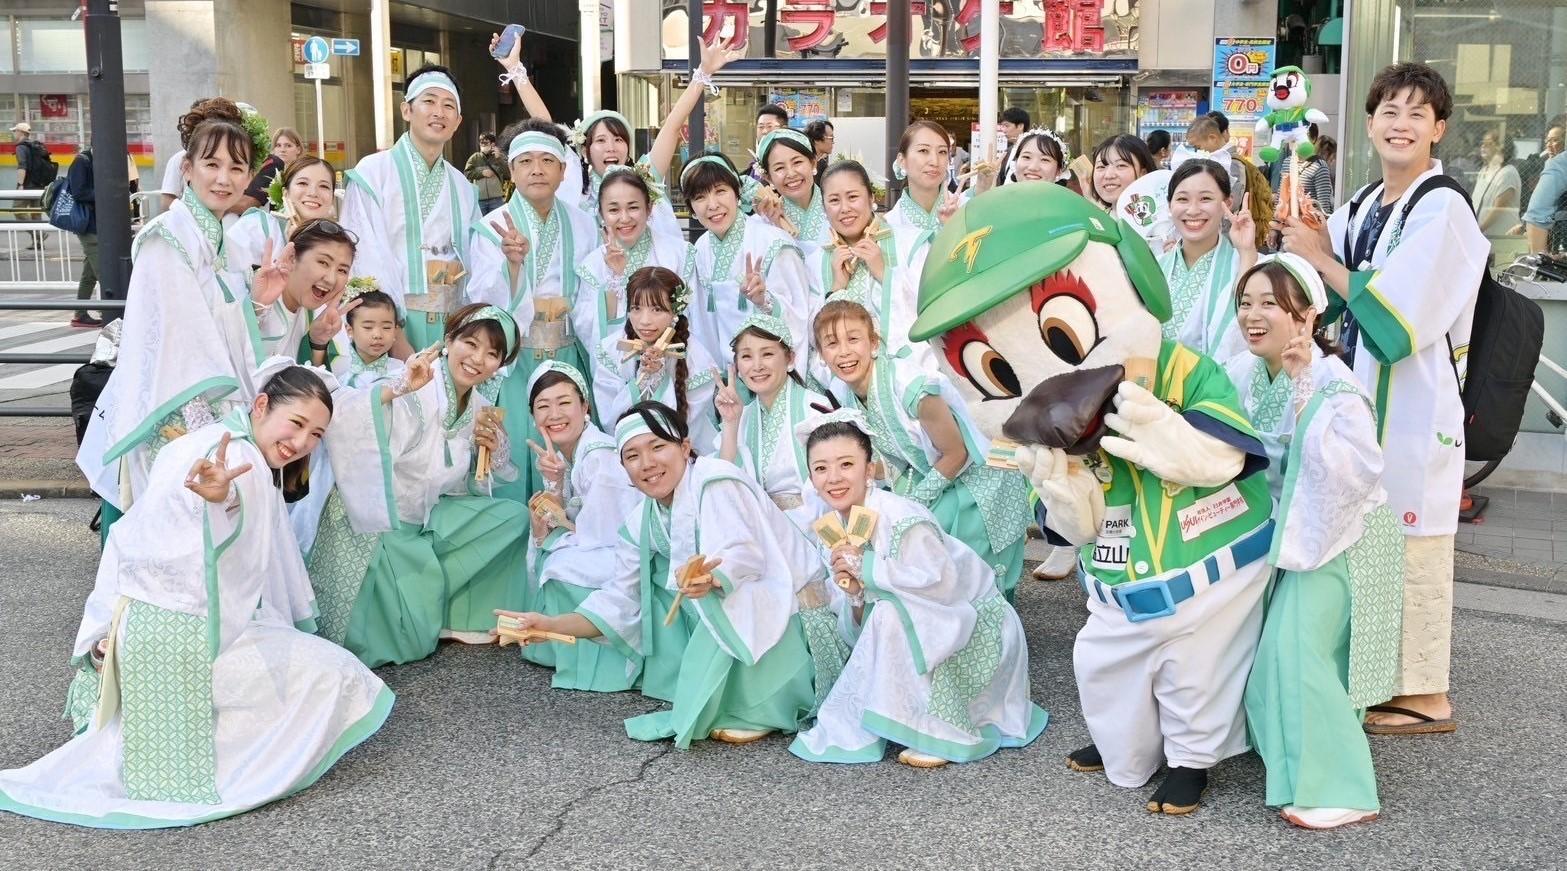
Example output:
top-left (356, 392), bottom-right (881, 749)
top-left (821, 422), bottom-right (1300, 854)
top-left (79, 112), bottom-right (263, 534)
top-left (515, 361), bottom-right (643, 690)
top-left (1224, 255), bottom-right (1404, 830)
top-left (884, 122), bottom-right (962, 284)
top-left (1157, 157), bottom-right (1257, 363)
top-left (0, 364), bottom-right (393, 829)
top-left (498, 401), bottom-right (845, 749)
top-left (713, 313), bottom-right (832, 536)
top-left (239, 218), bottom-right (361, 368)
top-left (809, 162), bottom-right (935, 375)
top-left (305, 304), bottom-right (530, 665)
top-left (590, 266), bottom-right (720, 451)
top-left (999, 128), bottom-right (1076, 189)
top-left (789, 411), bottom-right (1047, 767)
top-left (224, 156), bottom-right (337, 277)
top-left (467, 121), bottom-right (599, 504)
top-left (814, 300), bottom-right (1033, 602)
top-left (680, 152), bottom-right (813, 366)
top-left (752, 129), bottom-right (836, 261)
top-left (573, 170), bottom-right (699, 378)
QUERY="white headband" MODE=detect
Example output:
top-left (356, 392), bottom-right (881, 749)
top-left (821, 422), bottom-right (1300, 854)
top-left (792, 408), bottom-right (875, 445)
top-left (1259, 253), bottom-right (1328, 313)
top-left (1169, 142), bottom-right (1232, 177)
top-left (614, 405), bottom-right (683, 452)
top-left (404, 72), bottom-right (461, 114)
top-left (1005, 128), bottom-right (1072, 183)
top-left (508, 131), bottom-right (567, 164)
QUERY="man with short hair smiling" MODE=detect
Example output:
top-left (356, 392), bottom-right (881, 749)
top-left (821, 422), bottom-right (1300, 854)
top-left (340, 64), bottom-right (482, 353)
top-left (1277, 62), bottom-right (1486, 738)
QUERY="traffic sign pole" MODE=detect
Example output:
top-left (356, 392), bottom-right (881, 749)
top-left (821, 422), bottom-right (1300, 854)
top-left (315, 76), bottom-right (326, 159)
top-left (303, 36), bottom-right (332, 159)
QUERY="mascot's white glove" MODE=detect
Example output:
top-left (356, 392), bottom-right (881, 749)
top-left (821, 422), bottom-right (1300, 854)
top-left (1100, 381), bottom-right (1245, 488)
top-left (1014, 444), bottom-right (1104, 545)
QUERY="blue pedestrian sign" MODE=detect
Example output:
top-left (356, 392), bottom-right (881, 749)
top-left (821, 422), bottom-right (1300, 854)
top-left (302, 36), bottom-right (330, 65)
top-left (332, 38), bottom-right (360, 56)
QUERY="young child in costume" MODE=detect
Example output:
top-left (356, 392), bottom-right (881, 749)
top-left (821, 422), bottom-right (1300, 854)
top-left (329, 285), bottom-right (407, 388)
top-left (498, 401), bottom-right (843, 749)
top-left (911, 182), bottom-right (1274, 814)
top-left (590, 266), bottom-right (721, 453)
top-left (788, 411), bottom-right (1047, 767)
top-left (1, 364), bottom-right (393, 829)
top-left (814, 300), bottom-right (1032, 603)
top-left (713, 312), bottom-right (833, 536)
top-left (1225, 254), bottom-right (1403, 830)
top-left (512, 361), bottom-right (642, 691)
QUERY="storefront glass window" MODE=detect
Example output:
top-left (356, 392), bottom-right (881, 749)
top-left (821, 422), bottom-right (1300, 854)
top-left (0, 21), bottom-right (13, 74)
top-left (18, 19), bottom-right (88, 73)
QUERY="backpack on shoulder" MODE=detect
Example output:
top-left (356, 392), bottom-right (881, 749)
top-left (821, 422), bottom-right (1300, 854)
top-left (1343, 175), bottom-right (1544, 462)
top-left (19, 139), bottom-right (59, 186)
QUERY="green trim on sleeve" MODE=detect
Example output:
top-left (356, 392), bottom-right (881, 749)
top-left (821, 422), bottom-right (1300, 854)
top-left (574, 604), bottom-right (640, 661)
top-left (102, 376), bottom-right (241, 465)
top-left (343, 169), bottom-right (382, 208)
top-left (1347, 269), bottom-right (1416, 365)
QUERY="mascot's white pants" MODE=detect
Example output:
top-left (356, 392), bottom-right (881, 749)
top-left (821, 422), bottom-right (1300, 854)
top-left (1073, 558), bottom-right (1268, 788)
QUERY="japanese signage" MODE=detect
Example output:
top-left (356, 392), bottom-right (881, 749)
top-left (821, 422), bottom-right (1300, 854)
top-left (669, 0), bottom-right (1137, 60)
top-left (1211, 37), bottom-right (1276, 157)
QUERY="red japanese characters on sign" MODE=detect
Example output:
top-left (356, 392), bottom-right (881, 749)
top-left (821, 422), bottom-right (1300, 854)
top-left (868, 1), bottom-right (928, 44)
top-left (39, 95), bottom-right (70, 118)
top-left (955, 0), bottom-right (1015, 51)
top-left (702, 0), bottom-right (751, 50)
top-left (779, 0), bottom-right (836, 51)
top-left (1042, 0), bottom-right (1104, 53)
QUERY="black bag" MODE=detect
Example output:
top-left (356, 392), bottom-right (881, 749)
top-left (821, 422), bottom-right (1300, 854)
top-left (1345, 175), bottom-right (1544, 463)
top-left (69, 362), bottom-right (113, 447)
top-left (19, 139), bottom-right (58, 186)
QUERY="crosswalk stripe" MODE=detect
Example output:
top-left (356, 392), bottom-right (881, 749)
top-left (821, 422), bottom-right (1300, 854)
top-left (0, 363), bottom-right (77, 390)
top-left (4, 331), bottom-right (98, 355)
top-left (0, 321), bottom-right (65, 342)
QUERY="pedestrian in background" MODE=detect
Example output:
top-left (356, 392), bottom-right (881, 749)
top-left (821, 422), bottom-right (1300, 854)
top-left (466, 131), bottom-right (507, 215)
top-left (1299, 135), bottom-right (1337, 215)
top-left (1146, 129), bottom-right (1172, 168)
top-left (66, 146), bottom-right (102, 328)
top-left (240, 127), bottom-right (304, 212)
top-left (805, 118), bottom-right (834, 179)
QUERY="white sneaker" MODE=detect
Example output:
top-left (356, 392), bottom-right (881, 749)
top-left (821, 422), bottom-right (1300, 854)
top-left (440, 629), bottom-right (498, 645)
top-left (1031, 545), bottom-right (1078, 581)
top-left (1281, 806), bottom-right (1379, 829)
top-left (896, 748), bottom-right (950, 768)
top-left (711, 728), bottom-right (772, 745)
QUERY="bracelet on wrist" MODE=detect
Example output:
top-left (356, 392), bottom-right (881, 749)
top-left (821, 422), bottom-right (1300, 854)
top-left (309, 338), bottom-right (331, 351)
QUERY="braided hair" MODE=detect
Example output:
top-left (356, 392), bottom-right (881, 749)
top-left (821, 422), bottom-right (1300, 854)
top-left (624, 266), bottom-right (692, 425)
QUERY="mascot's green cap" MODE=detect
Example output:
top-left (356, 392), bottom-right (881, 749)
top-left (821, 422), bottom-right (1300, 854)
top-left (911, 182), bottom-right (1171, 341)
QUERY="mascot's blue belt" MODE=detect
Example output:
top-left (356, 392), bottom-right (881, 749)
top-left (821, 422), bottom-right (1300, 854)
top-left (1080, 521), bottom-right (1274, 623)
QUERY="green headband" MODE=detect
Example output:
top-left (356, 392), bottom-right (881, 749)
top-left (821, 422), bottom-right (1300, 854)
top-left (680, 154), bottom-right (739, 186)
top-left (457, 305), bottom-right (518, 357)
top-left (732, 311), bottom-right (794, 350)
top-left (509, 131), bottom-right (567, 164)
top-left (756, 129), bottom-right (812, 165)
top-left (571, 110), bottom-right (632, 151)
top-left (526, 360), bottom-right (592, 410)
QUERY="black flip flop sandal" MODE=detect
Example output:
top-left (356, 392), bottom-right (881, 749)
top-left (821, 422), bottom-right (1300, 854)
top-left (1363, 704), bottom-right (1457, 735)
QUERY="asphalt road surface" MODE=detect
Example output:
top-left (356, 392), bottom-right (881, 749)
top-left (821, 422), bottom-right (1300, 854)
top-left (1, 499), bottom-right (1563, 870)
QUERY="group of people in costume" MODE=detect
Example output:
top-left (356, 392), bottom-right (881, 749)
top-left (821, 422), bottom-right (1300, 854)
top-left (1, 48), bottom-right (1471, 837)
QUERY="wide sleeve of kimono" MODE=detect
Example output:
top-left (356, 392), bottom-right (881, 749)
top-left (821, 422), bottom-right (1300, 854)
top-left (1343, 189), bottom-right (1486, 365)
top-left (870, 515), bottom-right (978, 675)
top-left (690, 476), bottom-right (796, 666)
top-left (1272, 385), bottom-right (1385, 572)
top-left (339, 167), bottom-right (406, 305)
top-left (590, 336), bottom-right (636, 429)
top-left (99, 222), bottom-right (244, 465)
top-left (576, 516), bottom-right (649, 659)
top-left (1169, 345), bottom-right (1269, 481)
top-left (543, 444), bottom-right (631, 554)
top-left (465, 215), bottom-right (514, 310)
top-left (224, 209), bottom-right (279, 274)
top-left (762, 237), bottom-right (816, 356)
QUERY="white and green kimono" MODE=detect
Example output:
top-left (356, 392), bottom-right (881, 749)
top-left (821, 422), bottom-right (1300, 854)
top-left (834, 355), bottom-right (1033, 599)
top-left (689, 214), bottom-right (813, 367)
top-left (884, 192), bottom-right (943, 283)
top-left (577, 456), bottom-right (834, 748)
top-left (573, 230), bottom-right (699, 380)
top-left (223, 208), bottom-right (288, 278)
top-left (468, 195), bottom-right (598, 502)
top-left (521, 424), bottom-right (643, 690)
top-left (591, 329), bottom-right (721, 452)
top-left (806, 234), bottom-right (937, 378)
top-left (711, 377), bottom-right (832, 536)
top-left (560, 151), bottom-right (683, 241)
top-left (305, 359), bottom-right (530, 665)
top-left (758, 186), bottom-right (834, 262)
top-left (340, 134), bottom-right (482, 348)
top-left (1229, 349), bottom-right (1404, 813)
top-left (78, 188), bottom-right (265, 512)
top-left (1, 415), bottom-right (392, 829)
top-left (791, 489), bottom-right (1047, 764)
top-left (1158, 238), bottom-right (1247, 364)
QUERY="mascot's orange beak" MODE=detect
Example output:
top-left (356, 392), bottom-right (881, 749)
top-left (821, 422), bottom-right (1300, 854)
top-left (1002, 364), bottom-right (1125, 455)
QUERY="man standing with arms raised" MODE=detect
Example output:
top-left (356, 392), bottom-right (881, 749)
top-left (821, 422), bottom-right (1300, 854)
top-left (341, 65), bottom-right (481, 354)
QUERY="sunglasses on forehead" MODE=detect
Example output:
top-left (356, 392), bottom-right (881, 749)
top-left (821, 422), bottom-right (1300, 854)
top-left (291, 218), bottom-right (359, 246)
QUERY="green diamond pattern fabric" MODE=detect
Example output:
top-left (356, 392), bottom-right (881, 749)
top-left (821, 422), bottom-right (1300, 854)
top-left (307, 490), bottom-right (380, 645)
top-left (119, 600), bottom-right (221, 805)
top-left (1344, 505), bottom-right (1405, 707)
top-left (1247, 359), bottom-right (1294, 433)
top-left (62, 664), bottom-right (102, 735)
top-left (1163, 246), bottom-right (1216, 342)
top-left (927, 595), bottom-right (1007, 734)
top-left (798, 605), bottom-right (850, 713)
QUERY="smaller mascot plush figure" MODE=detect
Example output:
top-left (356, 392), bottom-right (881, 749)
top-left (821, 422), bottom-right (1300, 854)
top-left (1254, 66), bottom-right (1330, 164)
top-left (912, 182), bottom-right (1274, 815)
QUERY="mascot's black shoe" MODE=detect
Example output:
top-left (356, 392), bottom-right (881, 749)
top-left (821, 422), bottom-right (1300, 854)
top-left (1066, 744), bottom-right (1103, 773)
top-left (1146, 767), bottom-right (1208, 815)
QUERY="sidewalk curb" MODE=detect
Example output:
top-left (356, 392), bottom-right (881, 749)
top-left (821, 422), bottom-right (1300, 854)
top-left (0, 480), bottom-right (94, 499)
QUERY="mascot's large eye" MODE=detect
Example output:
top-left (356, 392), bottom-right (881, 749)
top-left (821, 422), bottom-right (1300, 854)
top-left (1037, 295), bottom-right (1098, 365)
top-left (959, 340), bottom-right (1021, 401)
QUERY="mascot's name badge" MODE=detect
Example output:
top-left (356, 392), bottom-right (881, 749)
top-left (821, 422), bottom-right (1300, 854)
top-left (1176, 484), bottom-right (1248, 542)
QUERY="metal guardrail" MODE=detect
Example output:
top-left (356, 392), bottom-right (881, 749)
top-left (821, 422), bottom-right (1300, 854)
top-left (0, 292), bottom-right (125, 417)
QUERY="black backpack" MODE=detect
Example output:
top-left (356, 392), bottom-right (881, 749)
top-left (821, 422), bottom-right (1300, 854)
top-left (19, 139), bottom-right (58, 186)
top-left (1343, 174), bottom-right (1544, 463)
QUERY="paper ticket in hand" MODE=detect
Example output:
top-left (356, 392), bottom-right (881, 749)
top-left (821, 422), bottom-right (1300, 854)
top-left (845, 505), bottom-right (878, 549)
top-left (813, 513), bottom-right (849, 549)
top-left (985, 437), bottom-right (1021, 471)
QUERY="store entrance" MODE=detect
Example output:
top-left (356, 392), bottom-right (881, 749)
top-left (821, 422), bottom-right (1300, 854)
top-left (909, 86), bottom-right (1133, 164)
